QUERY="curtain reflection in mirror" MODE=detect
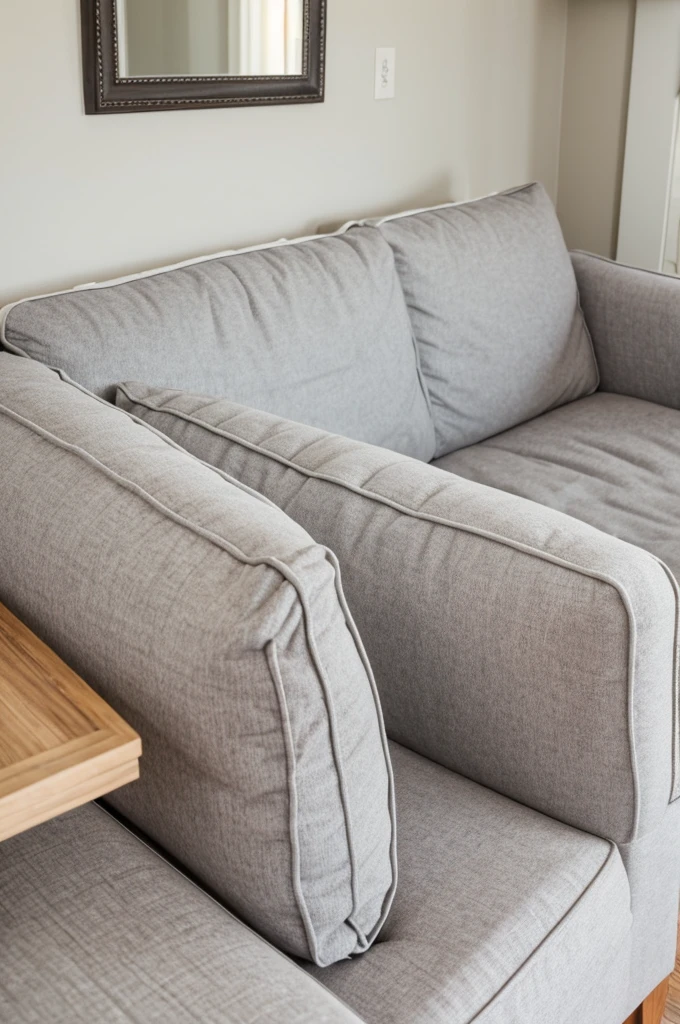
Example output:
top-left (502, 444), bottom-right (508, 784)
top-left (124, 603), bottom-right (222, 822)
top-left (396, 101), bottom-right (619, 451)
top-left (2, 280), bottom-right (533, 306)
top-left (118, 0), bottom-right (304, 78)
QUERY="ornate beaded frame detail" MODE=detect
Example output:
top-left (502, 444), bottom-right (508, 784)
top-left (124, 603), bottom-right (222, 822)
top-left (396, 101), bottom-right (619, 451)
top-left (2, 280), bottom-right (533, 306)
top-left (80, 0), bottom-right (326, 113)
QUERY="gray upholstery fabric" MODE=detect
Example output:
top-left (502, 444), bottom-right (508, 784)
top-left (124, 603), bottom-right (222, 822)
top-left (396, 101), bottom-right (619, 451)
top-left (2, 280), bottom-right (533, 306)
top-left (0, 228), bottom-right (435, 460)
top-left (434, 391), bottom-right (680, 801)
top-left (116, 383), bottom-right (678, 845)
top-left (434, 392), bottom-right (680, 580)
top-left (572, 250), bottom-right (680, 411)
top-left (0, 354), bottom-right (396, 968)
top-left (0, 803), bottom-right (364, 1024)
top-left (619, 800), bottom-right (680, 1012)
top-left (308, 743), bottom-right (632, 1024)
top-left (376, 183), bottom-right (599, 457)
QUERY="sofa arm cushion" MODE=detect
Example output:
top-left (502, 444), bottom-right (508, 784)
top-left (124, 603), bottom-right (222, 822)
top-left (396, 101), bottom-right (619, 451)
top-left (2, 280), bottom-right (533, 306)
top-left (0, 354), bottom-right (396, 968)
top-left (117, 382), bottom-right (680, 846)
top-left (572, 250), bottom-right (680, 409)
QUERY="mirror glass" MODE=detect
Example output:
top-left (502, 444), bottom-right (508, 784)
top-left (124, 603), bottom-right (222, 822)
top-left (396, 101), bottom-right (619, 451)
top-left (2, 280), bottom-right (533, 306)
top-left (117, 0), bottom-right (304, 78)
top-left (663, 102), bottom-right (680, 275)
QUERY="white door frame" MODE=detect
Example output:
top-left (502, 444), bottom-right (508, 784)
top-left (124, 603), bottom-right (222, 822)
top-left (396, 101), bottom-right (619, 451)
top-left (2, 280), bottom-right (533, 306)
top-left (617, 0), bottom-right (680, 270)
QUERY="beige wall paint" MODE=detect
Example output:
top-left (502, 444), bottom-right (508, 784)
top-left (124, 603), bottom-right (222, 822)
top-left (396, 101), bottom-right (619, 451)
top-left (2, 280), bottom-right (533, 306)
top-left (0, 0), bottom-right (568, 304)
top-left (459, 0), bottom-right (568, 202)
top-left (557, 0), bottom-right (636, 257)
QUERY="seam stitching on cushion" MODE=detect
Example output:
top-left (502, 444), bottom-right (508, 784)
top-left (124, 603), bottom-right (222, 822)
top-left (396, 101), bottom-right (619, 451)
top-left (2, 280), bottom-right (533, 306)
top-left (272, 567), bottom-right (365, 956)
top-left (0, 403), bottom-right (312, 589)
top-left (121, 387), bottom-right (663, 844)
top-left (279, 549), bottom-right (398, 954)
top-left (653, 557), bottom-right (680, 802)
top-left (0, 331), bottom-right (29, 359)
top-left (467, 842), bottom-right (625, 1022)
top-left (0, 397), bottom-right (394, 957)
top-left (91, 804), bottom-right (363, 1018)
top-left (358, 182), bottom-right (539, 227)
top-left (266, 640), bottom-right (320, 964)
top-left (0, 187), bottom-right (541, 344)
top-left (325, 548), bottom-right (398, 940)
top-left (22, 363), bottom-right (284, 513)
top-left (0, 224), bottom-right (362, 329)
top-left (571, 249), bottom-right (680, 283)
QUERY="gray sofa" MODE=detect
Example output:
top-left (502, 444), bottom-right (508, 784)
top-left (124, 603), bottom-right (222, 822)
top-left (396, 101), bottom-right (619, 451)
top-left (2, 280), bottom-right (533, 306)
top-left (1, 182), bottom-right (679, 1024)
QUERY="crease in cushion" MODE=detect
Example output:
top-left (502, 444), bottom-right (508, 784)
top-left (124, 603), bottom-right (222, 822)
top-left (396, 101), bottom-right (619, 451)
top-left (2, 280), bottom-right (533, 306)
top-left (0, 226), bottom-right (435, 461)
top-left (0, 353), bottom-right (397, 968)
top-left (373, 182), bottom-right (599, 457)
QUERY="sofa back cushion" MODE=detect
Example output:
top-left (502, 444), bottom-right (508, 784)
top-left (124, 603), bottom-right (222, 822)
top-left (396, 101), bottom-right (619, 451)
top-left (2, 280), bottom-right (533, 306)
top-left (376, 183), bottom-right (599, 457)
top-left (0, 353), bottom-right (396, 968)
top-left (0, 228), bottom-right (435, 460)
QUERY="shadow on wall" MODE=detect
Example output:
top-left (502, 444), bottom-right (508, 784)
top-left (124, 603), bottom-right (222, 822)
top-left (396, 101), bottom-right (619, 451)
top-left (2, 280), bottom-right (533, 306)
top-left (458, 0), bottom-right (565, 203)
top-left (556, 0), bottom-right (636, 258)
top-left (316, 173), bottom-right (456, 233)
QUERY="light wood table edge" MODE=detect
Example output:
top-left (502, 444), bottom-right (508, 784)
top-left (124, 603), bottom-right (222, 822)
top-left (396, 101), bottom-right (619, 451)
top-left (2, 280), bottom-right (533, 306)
top-left (0, 757), bottom-right (140, 841)
top-left (0, 603), bottom-right (142, 841)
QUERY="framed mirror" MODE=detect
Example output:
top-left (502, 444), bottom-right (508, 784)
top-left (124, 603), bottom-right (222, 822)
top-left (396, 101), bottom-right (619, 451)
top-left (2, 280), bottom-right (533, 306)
top-left (80, 0), bottom-right (326, 114)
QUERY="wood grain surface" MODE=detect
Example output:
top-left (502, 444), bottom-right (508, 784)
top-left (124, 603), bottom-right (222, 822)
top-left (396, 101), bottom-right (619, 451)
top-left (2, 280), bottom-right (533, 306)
top-left (0, 602), bottom-right (141, 840)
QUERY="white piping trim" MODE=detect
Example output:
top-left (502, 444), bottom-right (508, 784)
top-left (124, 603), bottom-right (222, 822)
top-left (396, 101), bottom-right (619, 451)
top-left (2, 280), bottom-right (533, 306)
top-left (654, 557), bottom-right (680, 802)
top-left (267, 640), bottom-right (321, 965)
top-left (326, 547), bottom-right (397, 944)
top-left (0, 402), bottom-right (317, 584)
top-left (14, 364), bottom-right (285, 514)
top-left (0, 183), bottom-right (539, 346)
top-left (571, 247), bottom-right (680, 282)
top-left (0, 221), bottom-right (362, 347)
top-left (355, 182), bottom-right (539, 227)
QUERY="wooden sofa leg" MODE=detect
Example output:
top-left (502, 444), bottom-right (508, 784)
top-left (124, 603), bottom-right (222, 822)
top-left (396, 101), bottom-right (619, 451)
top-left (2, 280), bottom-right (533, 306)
top-left (623, 977), bottom-right (670, 1024)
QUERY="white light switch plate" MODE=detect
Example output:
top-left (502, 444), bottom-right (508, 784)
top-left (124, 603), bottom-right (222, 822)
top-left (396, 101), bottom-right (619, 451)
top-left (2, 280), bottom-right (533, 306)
top-left (375, 47), bottom-right (396, 100)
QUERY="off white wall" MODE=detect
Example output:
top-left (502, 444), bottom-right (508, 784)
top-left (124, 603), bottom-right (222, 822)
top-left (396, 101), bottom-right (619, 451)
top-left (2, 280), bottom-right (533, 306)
top-left (557, 0), bottom-right (636, 257)
top-left (0, 0), bottom-right (568, 304)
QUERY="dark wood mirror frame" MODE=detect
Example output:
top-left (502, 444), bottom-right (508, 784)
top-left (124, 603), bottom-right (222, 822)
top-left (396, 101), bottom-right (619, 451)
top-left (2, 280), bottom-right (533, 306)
top-left (80, 0), bottom-right (326, 114)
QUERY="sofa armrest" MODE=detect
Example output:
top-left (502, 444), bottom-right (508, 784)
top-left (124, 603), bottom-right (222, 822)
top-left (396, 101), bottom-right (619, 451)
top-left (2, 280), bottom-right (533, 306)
top-left (572, 250), bottom-right (680, 408)
top-left (118, 384), bottom-right (680, 847)
top-left (0, 356), bottom-right (397, 968)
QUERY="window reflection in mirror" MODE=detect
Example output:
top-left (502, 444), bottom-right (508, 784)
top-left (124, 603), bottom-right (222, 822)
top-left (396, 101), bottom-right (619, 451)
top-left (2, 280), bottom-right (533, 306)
top-left (663, 100), bottom-right (680, 275)
top-left (117, 0), bottom-right (304, 79)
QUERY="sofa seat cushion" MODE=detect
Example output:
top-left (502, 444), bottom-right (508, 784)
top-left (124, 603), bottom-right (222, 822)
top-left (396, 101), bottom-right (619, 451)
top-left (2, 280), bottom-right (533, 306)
top-left (0, 803), bottom-right (363, 1024)
top-left (433, 392), bottom-right (680, 580)
top-left (0, 354), bottom-right (396, 968)
top-left (307, 743), bottom-right (631, 1024)
top-left (0, 227), bottom-right (436, 460)
top-left (375, 183), bottom-right (599, 457)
